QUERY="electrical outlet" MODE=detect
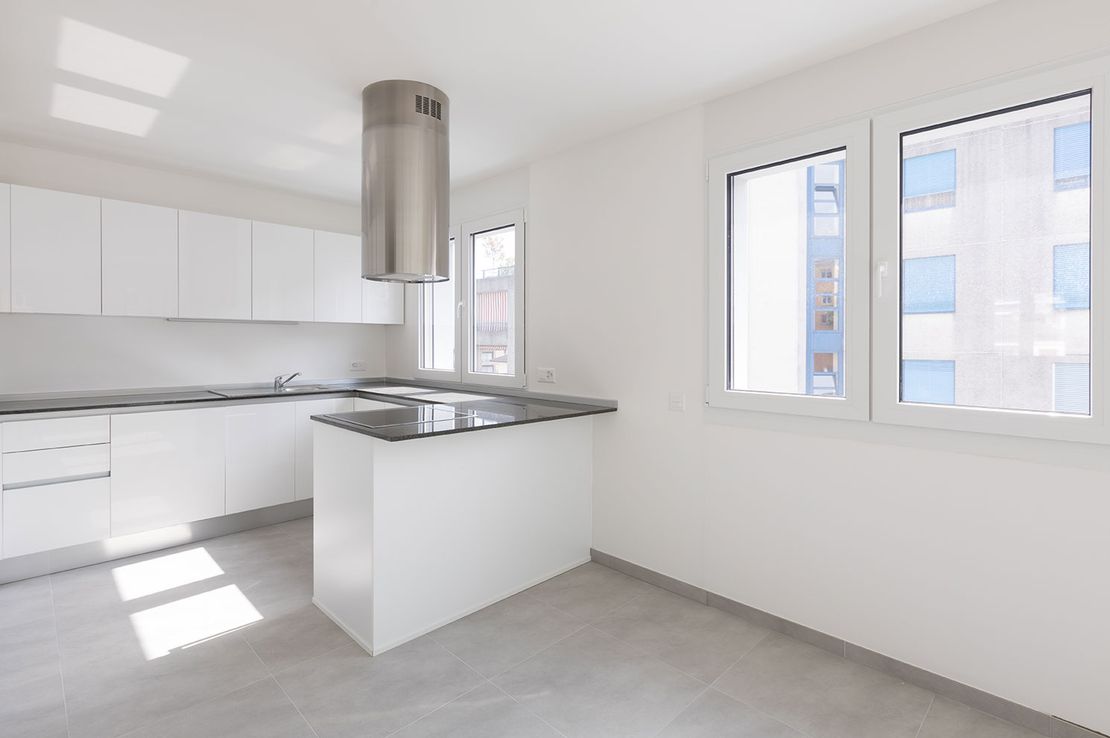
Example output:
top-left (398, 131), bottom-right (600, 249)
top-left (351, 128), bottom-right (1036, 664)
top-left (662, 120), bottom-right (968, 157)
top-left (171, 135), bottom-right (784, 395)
top-left (349, 360), bottom-right (368, 373)
top-left (668, 392), bottom-right (686, 412)
top-left (537, 367), bottom-right (557, 383)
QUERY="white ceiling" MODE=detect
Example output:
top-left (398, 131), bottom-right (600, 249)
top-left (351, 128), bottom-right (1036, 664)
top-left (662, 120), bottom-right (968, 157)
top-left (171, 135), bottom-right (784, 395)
top-left (0, 0), bottom-right (995, 202)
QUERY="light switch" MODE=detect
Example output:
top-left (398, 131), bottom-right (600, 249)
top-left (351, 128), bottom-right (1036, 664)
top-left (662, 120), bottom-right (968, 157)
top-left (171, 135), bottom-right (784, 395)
top-left (668, 392), bottom-right (686, 412)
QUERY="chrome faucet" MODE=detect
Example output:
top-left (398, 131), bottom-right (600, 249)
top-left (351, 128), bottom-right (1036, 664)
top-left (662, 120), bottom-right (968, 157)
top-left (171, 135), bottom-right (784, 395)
top-left (274, 372), bottom-right (302, 391)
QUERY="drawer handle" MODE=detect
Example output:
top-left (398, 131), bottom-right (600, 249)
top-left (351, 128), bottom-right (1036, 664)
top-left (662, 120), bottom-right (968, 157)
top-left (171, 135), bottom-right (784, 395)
top-left (3, 471), bottom-right (111, 492)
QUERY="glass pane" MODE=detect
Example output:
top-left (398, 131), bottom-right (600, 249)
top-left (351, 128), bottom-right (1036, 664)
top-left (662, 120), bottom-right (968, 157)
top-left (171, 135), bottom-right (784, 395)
top-left (900, 92), bottom-right (1091, 413)
top-left (470, 225), bottom-right (516, 376)
top-left (419, 237), bottom-right (456, 371)
top-left (729, 149), bottom-right (847, 397)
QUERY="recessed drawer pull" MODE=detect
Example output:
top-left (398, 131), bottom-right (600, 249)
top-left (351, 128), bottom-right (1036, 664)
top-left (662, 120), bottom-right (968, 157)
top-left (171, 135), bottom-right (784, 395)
top-left (2, 415), bottom-right (110, 452)
top-left (2, 444), bottom-right (111, 486)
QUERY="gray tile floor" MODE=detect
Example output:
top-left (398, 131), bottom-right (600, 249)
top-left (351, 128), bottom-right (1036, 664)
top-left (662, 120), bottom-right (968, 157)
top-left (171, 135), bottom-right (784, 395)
top-left (0, 519), bottom-right (1049, 738)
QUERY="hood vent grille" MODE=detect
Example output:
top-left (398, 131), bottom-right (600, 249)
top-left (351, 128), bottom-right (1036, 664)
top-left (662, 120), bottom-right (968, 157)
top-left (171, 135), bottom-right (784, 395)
top-left (415, 94), bottom-right (442, 120)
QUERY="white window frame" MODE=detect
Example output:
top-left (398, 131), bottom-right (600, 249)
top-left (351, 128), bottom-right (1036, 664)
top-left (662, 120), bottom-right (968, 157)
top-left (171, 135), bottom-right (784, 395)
top-left (415, 225), bottom-right (462, 382)
top-left (872, 60), bottom-right (1107, 443)
top-left (707, 120), bottom-right (871, 420)
top-left (460, 209), bottom-right (526, 388)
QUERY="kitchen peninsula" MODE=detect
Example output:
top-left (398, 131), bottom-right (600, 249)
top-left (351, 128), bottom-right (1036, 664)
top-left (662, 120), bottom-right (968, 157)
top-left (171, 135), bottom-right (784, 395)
top-left (309, 384), bottom-right (615, 655)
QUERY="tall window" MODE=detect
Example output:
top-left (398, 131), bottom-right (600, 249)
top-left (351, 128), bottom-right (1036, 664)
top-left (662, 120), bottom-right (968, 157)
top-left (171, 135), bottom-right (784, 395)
top-left (462, 211), bottom-right (525, 387)
top-left (897, 91), bottom-right (1091, 415)
top-left (707, 120), bottom-right (870, 419)
top-left (418, 236), bottom-right (457, 375)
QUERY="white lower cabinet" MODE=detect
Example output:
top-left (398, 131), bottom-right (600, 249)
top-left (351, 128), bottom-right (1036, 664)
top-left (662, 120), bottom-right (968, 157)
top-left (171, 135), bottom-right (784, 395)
top-left (294, 397), bottom-right (354, 500)
top-left (3, 478), bottom-right (110, 557)
top-left (110, 407), bottom-right (226, 536)
top-left (226, 402), bottom-right (295, 514)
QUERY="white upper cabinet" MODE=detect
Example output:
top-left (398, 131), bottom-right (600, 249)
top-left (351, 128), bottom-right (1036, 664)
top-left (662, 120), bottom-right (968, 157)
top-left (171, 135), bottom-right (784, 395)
top-left (313, 230), bottom-right (362, 323)
top-left (10, 185), bottom-right (101, 315)
top-left (0, 184), bottom-right (9, 312)
top-left (101, 199), bottom-right (178, 318)
top-left (178, 210), bottom-right (252, 320)
top-left (252, 221), bottom-right (314, 321)
top-left (363, 279), bottom-right (405, 325)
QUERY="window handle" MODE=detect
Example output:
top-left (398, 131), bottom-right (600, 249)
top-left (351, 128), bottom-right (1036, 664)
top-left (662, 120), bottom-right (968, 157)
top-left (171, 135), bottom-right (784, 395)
top-left (876, 261), bottom-right (889, 298)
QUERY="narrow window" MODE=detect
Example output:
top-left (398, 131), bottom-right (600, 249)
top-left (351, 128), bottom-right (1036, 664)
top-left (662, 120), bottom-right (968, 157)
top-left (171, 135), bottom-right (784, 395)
top-left (470, 225), bottom-right (518, 377)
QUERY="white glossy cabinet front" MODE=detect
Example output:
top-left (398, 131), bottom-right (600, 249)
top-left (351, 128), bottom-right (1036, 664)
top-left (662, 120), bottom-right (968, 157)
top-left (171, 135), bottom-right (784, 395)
top-left (10, 185), bottom-right (101, 315)
top-left (110, 407), bottom-right (226, 536)
top-left (178, 210), bottom-right (252, 319)
top-left (294, 397), bottom-right (354, 499)
top-left (252, 221), bottom-right (314, 321)
top-left (102, 199), bottom-right (179, 318)
top-left (225, 402), bottom-right (295, 514)
top-left (362, 279), bottom-right (405, 325)
top-left (0, 184), bottom-right (10, 312)
top-left (3, 478), bottom-right (110, 557)
top-left (313, 231), bottom-right (362, 323)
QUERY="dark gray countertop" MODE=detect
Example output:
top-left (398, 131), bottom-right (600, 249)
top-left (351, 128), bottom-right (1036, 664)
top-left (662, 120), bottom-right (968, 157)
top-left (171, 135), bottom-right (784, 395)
top-left (0, 381), bottom-right (617, 441)
top-left (311, 397), bottom-right (615, 442)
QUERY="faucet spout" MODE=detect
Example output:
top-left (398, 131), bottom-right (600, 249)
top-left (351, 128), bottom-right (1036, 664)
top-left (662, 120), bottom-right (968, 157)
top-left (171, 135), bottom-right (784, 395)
top-left (274, 372), bottom-right (302, 391)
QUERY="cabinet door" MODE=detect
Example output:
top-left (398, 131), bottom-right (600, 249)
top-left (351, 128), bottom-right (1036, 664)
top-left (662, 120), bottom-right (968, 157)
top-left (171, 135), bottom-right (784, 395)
top-left (102, 199), bottom-right (178, 318)
top-left (3, 478), bottom-right (110, 558)
top-left (252, 221), bottom-right (314, 321)
top-left (178, 210), bottom-right (251, 319)
top-left (0, 184), bottom-right (10, 312)
top-left (226, 402), bottom-right (295, 514)
top-left (294, 397), bottom-right (354, 500)
top-left (111, 408), bottom-right (226, 536)
top-left (362, 280), bottom-right (404, 324)
top-left (10, 185), bottom-right (101, 315)
top-left (313, 231), bottom-right (362, 323)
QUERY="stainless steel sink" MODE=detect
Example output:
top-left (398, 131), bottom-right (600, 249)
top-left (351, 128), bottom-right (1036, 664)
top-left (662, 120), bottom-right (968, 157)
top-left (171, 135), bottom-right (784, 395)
top-left (207, 385), bottom-right (331, 399)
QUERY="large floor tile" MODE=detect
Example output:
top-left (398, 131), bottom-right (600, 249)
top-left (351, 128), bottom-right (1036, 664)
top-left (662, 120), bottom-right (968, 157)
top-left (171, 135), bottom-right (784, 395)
top-left (658, 688), bottom-right (805, 738)
top-left (0, 575), bottom-right (54, 628)
top-left (431, 591), bottom-right (582, 677)
top-left (493, 625), bottom-right (705, 737)
top-left (918, 696), bottom-right (1048, 738)
top-left (241, 602), bottom-right (353, 673)
top-left (64, 633), bottom-right (269, 738)
top-left (0, 668), bottom-right (69, 738)
top-left (714, 633), bottom-right (934, 738)
top-left (119, 676), bottom-right (315, 738)
top-left (0, 614), bottom-right (59, 689)
top-left (275, 638), bottom-right (483, 738)
top-left (391, 682), bottom-right (562, 738)
top-left (525, 562), bottom-right (655, 621)
top-left (594, 586), bottom-right (769, 683)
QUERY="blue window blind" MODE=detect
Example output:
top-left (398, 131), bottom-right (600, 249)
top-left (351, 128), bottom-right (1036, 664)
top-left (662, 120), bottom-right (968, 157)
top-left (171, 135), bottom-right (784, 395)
top-left (1054, 122), bottom-right (1090, 188)
top-left (1054, 362), bottom-right (1090, 414)
top-left (903, 255), bottom-right (955, 314)
top-left (903, 149), bottom-right (956, 197)
top-left (1053, 243), bottom-right (1090, 310)
top-left (902, 360), bottom-right (955, 405)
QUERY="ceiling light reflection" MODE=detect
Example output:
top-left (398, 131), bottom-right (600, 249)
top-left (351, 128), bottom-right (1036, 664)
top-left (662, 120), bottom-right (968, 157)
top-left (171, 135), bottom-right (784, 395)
top-left (50, 83), bottom-right (159, 136)
top-left (57, 18), bottom-right (190, 97)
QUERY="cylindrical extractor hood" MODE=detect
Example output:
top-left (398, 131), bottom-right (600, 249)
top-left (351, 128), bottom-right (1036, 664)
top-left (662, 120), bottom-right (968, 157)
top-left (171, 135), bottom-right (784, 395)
top-left (361, 80), bottom-right (450, 283)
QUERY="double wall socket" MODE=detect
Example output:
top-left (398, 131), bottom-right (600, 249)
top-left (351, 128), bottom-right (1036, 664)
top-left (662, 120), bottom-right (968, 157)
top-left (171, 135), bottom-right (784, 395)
top-left (349, 360), bottom-right (368, 373)
top-left (537, 367), bottom-right (557, 383)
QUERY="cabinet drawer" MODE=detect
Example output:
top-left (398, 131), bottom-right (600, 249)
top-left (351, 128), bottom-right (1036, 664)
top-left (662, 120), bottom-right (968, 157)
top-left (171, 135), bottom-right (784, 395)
top-left (2, 415), bottom-right (110, 452)
top-left (3, 477), bottom-right (110, 557)
top-left (2, 444), bottom-right (110, 486)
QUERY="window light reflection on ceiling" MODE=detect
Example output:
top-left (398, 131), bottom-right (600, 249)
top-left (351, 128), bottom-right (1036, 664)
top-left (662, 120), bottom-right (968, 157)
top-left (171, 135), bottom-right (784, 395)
top-left (50, 83), bottom-right (159, 136)
top-left (310, 111), bottom-right (361, 146)
top-left (128, 584), bottom-right (262, 660)
top-left (57, 18), bottom-right (190, 98)
top-left (260, 143), bottom-right (326, 171)
top-left (111, 547), bottom-right (224, 602)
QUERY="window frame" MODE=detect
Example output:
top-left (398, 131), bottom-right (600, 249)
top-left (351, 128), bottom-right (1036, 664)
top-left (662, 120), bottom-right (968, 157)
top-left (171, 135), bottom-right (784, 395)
top-left (707, 119), bottom-right (871, 420)
top-left (414, 225), bottom-right (462, 383)
top-left (872, 61), bottom-right (1106, 442)
top-left (459, 209), bottom-right (526, 388)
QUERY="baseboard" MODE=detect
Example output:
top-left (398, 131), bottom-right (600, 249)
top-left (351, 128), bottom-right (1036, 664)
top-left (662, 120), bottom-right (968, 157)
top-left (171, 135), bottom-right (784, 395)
top-left (0, 499), bottom-right (313, 584)
top-left (590, 548), bottom-right (1105, 738)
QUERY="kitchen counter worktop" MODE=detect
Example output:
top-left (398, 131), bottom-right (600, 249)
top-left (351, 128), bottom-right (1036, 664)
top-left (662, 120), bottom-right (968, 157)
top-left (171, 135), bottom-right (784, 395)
top-left (311, 395), bottom-right (615, 442)
top-left (0, 380), bottom-right (617, 425)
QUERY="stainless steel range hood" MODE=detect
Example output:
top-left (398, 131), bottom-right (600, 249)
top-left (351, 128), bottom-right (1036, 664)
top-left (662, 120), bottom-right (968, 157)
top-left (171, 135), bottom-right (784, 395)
top-left (361, 80), bottom-right (450, 283)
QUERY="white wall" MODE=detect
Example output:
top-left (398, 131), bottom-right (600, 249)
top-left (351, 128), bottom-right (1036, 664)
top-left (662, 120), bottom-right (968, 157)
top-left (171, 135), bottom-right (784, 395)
top-left (0, 140), bottom-right (386, 394)
top-left (434, 1), bottom-right (1110, 731)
